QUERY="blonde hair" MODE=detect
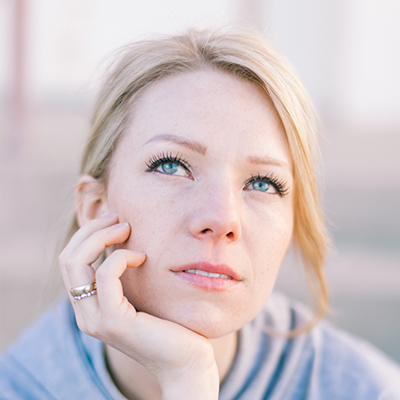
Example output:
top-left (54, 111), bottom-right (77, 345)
top-left (69, 27), bottom-right (329, 333)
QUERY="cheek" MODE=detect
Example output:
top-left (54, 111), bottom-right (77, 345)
top-left (247, 201), bottom-right (293, 292)
top-left (250, 198), bottom-right (293, 253)
top-left (109, 183), bottom-right (183, 252)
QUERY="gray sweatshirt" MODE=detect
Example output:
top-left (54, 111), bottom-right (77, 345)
top-left (1, 293), bottom-right (399, 399)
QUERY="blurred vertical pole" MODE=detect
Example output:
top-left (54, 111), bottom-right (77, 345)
top-left (10, 0), bottom-right (26, 155)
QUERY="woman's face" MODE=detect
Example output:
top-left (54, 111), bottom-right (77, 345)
top-left (105, 69), bottom-right (294, 338)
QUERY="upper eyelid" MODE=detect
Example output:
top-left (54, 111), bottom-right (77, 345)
top-left (245, 174), bottom-right (289, 197)
top-left (145, 153), bottom-right (192, 173)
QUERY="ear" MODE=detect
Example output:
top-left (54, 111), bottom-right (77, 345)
top-left (75, 175), bottom-right (109, 227)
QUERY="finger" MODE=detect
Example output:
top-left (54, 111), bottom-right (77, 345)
top-left (65, 213), bottom-right (119, 255)
top-left (96, 249), bottom-right (146, 316)
top-left (61, 222), bottom-right (132, 334)
top-left (61, 222), bottom-right (131, 289)
top-left (59, 214), bottom-right (120, 289)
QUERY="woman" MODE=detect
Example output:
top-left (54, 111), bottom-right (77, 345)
top-left (1, 28), bottom-right (399, 400)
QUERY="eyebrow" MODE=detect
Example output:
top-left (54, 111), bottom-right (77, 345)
top-left (144, 134), bottom-right (290, 171)
top-left (247, 155), bottom-right (291, 172)
top-left (144, 134), bottom-right (207, 155)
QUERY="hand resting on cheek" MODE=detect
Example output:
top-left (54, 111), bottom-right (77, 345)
top-left (59, 214), bottom-right (220, 400)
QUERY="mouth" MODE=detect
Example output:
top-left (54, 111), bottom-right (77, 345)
top-left (171, 262), bottom-right (241, 291)
top-left (184, 269), bottom-right (233, 280)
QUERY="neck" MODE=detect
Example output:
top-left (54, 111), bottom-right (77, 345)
top-left (105, 331), bottom-right (237, 400)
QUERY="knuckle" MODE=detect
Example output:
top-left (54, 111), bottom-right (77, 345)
top-left (96, 249), bottom-right (128, 281)
top-left (109, 249), bottom-right (127, 262)
top-left (95, 265), bottom-right (109, 281)
top-left (75, 316), bottom-right (88, 334)
top-left (58, 251), bottom-right (67, 266)
top-left (76, 316), bottom-right (99, 337)
top-left (63, 255), bottom-right (79, 272)
top-left (100, 316), bottom-right (120, 337)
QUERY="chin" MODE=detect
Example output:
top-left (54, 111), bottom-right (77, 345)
top-left (180, 320), bottom-right (236, 339)
top-left (121, 270), bottom-right (265, 340)
top-left (132, 301), bottom-right (241, 339)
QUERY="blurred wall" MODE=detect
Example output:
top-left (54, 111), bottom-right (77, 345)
top-left (1, 0), bottom-right (399, 362)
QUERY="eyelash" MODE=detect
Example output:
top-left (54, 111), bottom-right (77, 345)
top-left (145, 152), bottom-right (192, 174)
top-left (145, 153), bottom-right (289, 197)
top-left (245, 174), bottom-right (289, 197)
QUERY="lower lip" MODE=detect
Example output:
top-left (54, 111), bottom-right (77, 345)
top-left (173, 271), bottom-right (239, 291)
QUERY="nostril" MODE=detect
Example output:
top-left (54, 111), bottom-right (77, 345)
top-left (199, 229), bottom-right (235, 239)
top-left (190, 212), bottom-right (241, 242)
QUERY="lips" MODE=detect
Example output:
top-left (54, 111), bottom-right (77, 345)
top-left (185, 269), bottom-right (232, 279)
top-left (171, 262), bottom-right (242, 291)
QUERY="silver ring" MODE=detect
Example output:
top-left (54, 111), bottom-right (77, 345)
top-left (70, 281), bottom-right (97, 301)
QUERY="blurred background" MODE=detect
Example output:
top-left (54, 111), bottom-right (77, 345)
top-left (1, 0), bottom-right (399, 363)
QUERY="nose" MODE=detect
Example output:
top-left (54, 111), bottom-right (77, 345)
top-left (189, 184), bottom-right (242, 243)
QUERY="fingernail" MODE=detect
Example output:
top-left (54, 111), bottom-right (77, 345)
top-left (102, 213), bottom-right (118, 219)
top-left (111, 222), bottom-right (130, 228)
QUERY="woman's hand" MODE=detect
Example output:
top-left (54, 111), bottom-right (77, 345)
top-left (59, 214), bottom-right (219, 399)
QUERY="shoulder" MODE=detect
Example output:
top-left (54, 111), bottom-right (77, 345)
top-left (0, 298), bottom-right (110, 399)
top-left (266, 293), bottom-right (400, 399)
top-left (222, 293), bottom-right (400, 400)
top-left (313, 320), bottom-right (400, 399)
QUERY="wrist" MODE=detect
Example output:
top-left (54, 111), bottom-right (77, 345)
top-left (159, 343), bottom-right (219, 400)
top-left (161, 360), bottom-right (219, 400)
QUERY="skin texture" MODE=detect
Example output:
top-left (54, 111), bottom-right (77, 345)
top-left (106, 69), bottom-right (294, 338)
top-left (60, 69), bottom-right (294, 399)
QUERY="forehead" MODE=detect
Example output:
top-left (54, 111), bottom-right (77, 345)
top-left (121, 69), bottom-right (291, 168)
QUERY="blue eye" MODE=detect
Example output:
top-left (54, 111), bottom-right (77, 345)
top-left (245, 174), bottom-right (289, 197)
top-left (145, 153), bottom-right (192, 178)
top-left (158, 161), bottom-right (188, 176)
top-left (161, 162), bottom-right (179, 175)
top-left (251, 180), bottom-right (271, 192)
